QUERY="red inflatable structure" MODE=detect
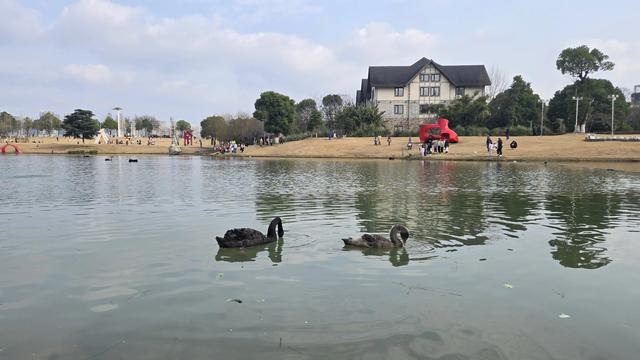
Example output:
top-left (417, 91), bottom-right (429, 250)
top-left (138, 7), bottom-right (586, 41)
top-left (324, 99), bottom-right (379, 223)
top-left (183, 130), bottom-right (193, 146)
top-left (419, 118), bottom-right (459, 143)
top-left (1, 144), bottom-right (22, 154)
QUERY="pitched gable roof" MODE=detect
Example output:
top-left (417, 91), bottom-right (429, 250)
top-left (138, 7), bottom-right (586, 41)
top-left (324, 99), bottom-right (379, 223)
top-left (437, 64), bottom-right (491, 87)
top-left (365, 57), bottom-right (491, 89)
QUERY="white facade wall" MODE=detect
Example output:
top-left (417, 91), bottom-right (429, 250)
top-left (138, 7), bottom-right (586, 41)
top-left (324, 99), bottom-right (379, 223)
top-left (370, 65), bottom-right (486, 129)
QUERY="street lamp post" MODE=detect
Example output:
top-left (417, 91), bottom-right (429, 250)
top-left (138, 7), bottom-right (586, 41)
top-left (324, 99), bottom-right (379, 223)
top-left (539, 99), bottom-right (546, 136)
top-left (572, 96), bottom-right (583, 133)
top-left (113, 107), bottom-right (123, 138)
top-left (607, 94), bottom-right (618, 136)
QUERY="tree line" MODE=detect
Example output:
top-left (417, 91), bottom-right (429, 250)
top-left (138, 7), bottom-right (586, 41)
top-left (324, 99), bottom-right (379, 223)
top-left (0, 109), bottom-right (187, 140)
top-left (227, 45), bottom-right (636, 138)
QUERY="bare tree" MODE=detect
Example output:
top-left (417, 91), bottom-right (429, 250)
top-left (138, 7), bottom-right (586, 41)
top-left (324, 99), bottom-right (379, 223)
top-left (620, 87), bottom-right (632, 102)
top-left (486, 65), bottom-right (508, 100)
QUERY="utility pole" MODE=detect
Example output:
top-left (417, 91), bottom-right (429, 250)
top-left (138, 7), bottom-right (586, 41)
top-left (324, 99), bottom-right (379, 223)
top-left (607, 94), bottom-right (618, 136)
top-left (539, 99), bottom-right (546, 136)
top-left (572, 96), bottom-right (583, 133)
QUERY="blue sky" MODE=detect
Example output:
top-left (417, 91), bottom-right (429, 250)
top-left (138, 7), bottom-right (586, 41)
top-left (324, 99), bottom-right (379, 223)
top-left (1, 0), bottom-right (638, 124)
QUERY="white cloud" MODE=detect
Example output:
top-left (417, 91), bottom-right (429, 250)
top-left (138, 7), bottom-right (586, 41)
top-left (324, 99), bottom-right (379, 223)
top-left (0, 0), bottom-right (43, 43)
top-left (64, 64), bottom-right (114, 84)
top-left (340, 22), bottom-right (439, 65)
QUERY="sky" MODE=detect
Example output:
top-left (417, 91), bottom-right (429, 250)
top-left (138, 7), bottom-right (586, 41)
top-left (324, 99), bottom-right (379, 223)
top-left (1, 0), bottom-right (638, 123)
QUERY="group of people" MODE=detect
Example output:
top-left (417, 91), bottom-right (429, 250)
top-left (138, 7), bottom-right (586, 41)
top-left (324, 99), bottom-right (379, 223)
top-left (214, 141), bottom-right (245, 154)
top-left (373, 135), bottom-right (392, 146)
top-left (486, 136), bottom-right (504, 156)
top-left (486, 135), bottom-right (518, 157)
top-left (420, 136), bottom-right (449, 156)
top-left (258, 136), bottom-right (281, 146)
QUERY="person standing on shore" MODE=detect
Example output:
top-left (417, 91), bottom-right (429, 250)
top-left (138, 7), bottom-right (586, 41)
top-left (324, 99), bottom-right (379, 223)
top-left (506, 128), bottom-right (510, 140)
top-left (486, 135), bottom-right (492, 153)
top-left (497, 138), bottom-right (503, 157)
top-left (387, 136), bottom-right (391, 146)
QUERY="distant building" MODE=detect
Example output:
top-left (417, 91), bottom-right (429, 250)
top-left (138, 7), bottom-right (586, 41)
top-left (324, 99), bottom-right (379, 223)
top-left (356, 57), bottom-right (491, 130)
top-left (631, 85), bottom-right (640, 107)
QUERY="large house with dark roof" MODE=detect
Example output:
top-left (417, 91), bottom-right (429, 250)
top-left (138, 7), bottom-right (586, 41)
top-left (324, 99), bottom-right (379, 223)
top-left (356, 57), bottom-right (491, 130)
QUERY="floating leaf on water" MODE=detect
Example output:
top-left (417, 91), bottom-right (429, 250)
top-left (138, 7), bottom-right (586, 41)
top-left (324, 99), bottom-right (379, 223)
top-left (558, 313), bottom-right (571, 319)
top-left (226, 298), bottom-right (242, 304)
top-left (256, 299), bottom-right (266, 303)
top-left (216, 273), bottom-right (224, 279)
top-left (479, 258), bottom-right (487, 261)
top-left (504, 283), bottom-right (513, 289)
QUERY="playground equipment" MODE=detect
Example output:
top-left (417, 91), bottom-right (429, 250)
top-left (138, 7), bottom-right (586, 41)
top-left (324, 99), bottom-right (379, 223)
top-left (95, 129), bottom-right (110, 144)
top-left (1, 143), bottom-right (22, 154)
top-left (419, 118), bottom-right (459, 143)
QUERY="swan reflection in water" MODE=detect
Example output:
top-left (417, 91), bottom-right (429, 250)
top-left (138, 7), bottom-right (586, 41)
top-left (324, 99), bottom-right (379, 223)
top-left (348, 247), bottom-right (411, 267)
top-left (215, 238), bottom-right (284, 263)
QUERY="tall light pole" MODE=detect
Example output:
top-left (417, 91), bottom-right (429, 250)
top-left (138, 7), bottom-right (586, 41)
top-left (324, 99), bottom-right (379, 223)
top-left (113, 107), bottom-right (123, 137)
top-left (572, 96), bottom-right (583, 133)
top-left (539, 99), bottom-right (546, 136)
top-left (607, 94), bottom-right (618, 136)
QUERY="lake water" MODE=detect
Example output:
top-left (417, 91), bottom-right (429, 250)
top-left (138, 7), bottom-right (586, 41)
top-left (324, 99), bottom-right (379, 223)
top-left (1, 155), bottom-right (639, 359)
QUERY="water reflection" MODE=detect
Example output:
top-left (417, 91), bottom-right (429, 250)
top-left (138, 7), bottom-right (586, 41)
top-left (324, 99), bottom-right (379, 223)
top-left (215, 238), bottom-right (283, 263)
top-left (246, 159), bottom-right (640, 270)
top-left (545, 192), bottom-right (621, 269)
top-left (344, 247), bottom-right (412, 267)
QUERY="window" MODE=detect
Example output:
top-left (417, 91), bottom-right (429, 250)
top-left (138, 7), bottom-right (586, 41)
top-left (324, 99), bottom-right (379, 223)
top-left (419, 104), bottom-right (430, 114)
top-left (394, 87), bottom-right (404, 96)
top-left (420, 87), bottom-right (429, 96)
top-left (394, 105), bottom-right (404, 114)
top-left (431, 74), bottom-right (441, 82)
top-left (430, 86), bottom-right (440, 97)
top-left (456, 87), bottom-right (465, 96)
top-left (419, 74), bottom-right (429, 82)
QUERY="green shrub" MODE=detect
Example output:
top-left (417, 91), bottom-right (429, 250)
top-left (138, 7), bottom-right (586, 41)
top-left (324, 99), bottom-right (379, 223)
top-left (453, 126), bottom-right (489, 136)
top-left (393, 129), bottom-right (419, 137)
top-left (351, 126), bottom-right (391, 137)
top-left (283, 133), bottom-right (312, 142)
top-left (508, 125), bottom-right (531, 136)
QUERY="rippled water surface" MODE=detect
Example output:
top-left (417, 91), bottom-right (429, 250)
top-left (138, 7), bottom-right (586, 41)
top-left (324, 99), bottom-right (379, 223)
top-left (1, 155), bottom-right (640, 359)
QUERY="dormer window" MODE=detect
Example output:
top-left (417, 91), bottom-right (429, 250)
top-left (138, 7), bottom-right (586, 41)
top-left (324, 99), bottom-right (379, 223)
top-left (431, 74), bottom-right (441, 82)
top-left (394, 87), bottom-right (404, 96)
top-left (419, 74), bottom-right (429, 82)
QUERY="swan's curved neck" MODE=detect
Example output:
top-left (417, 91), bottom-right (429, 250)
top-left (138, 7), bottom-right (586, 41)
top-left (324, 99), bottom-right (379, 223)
top-left (390, 225), bottom-right (408, 246)
top-left (267, 217), bottom-right (284, 238)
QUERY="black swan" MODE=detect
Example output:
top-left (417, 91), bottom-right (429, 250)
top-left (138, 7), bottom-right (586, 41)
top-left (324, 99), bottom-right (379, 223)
top-left (342, 224), bottom-right (409, 248)
top-left (216, 217), bottom-right (284, 248)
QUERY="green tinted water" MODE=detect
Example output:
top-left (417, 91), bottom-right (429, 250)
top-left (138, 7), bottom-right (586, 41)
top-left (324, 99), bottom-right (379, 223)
top-left (1, 156), bottom-right (639, 359)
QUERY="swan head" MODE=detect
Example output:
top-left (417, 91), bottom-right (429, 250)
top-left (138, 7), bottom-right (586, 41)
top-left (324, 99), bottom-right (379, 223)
top-left (390, 225), bottom-right (410, 247)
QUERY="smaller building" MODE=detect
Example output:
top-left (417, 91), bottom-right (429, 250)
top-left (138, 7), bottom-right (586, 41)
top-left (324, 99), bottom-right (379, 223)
top-left (631, 85), bottom-right (640, 107)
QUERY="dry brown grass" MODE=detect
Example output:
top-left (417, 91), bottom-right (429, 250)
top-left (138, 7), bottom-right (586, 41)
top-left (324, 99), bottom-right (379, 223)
top-left (6, 134), bottom-right (640, 162)
top-left (241, 134), bottom-right (640, 162)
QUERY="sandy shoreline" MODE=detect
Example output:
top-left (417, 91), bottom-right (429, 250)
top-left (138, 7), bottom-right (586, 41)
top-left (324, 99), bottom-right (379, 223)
top-left (4, 134), bottom-right (640, 163)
